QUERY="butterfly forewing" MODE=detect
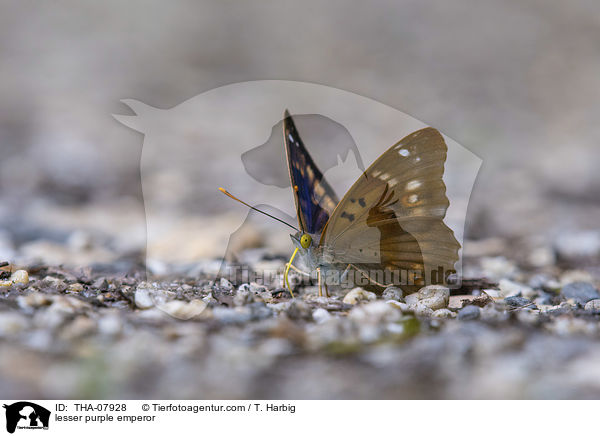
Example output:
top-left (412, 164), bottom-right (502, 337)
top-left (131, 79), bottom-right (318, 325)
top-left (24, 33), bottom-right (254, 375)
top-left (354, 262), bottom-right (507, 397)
top-left (319, 127), bottom-right (460, 292)
top-left (284, 110), bottom-right (339, 234)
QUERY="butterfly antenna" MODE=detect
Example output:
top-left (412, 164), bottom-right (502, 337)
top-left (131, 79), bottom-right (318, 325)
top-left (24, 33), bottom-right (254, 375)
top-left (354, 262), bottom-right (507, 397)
top-left (218, 188), bottom-right (299, 232)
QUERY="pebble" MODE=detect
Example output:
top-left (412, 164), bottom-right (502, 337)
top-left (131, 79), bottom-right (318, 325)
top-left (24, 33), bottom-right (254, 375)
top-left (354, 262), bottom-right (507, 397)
top-left (134, 288), bottom-right (155, 309)
top-left (457, 305), bottom-right (481, 320)
top-left (480, 256), bottom-right (517, 280)
top-left (219, 278), bottom-right (233, 291)
top-left (584, 299), bottom-right (600, 312)
top-left (382, 286), bottom-right (403, 302)
top-left (348, 301), bottom-right (402, 324)
top-left (248, 302), bottom-right (273, 320)
top-left (0, 270), bottom-right (29, 287)
top-left (17, 292), bottom-right (52, 310)
top-left (67, 283), bottom-right (84, 293)
top-left (432, 309), bottom-right (455, 318)
top-left (498, 279), bottom-right (535, 299)
top-left (159, 299), bottom-right (208, 320)
top-left (41, 276), bottom-right (68, 291)
top-left (97, 311), bottom-right (123, 336)
top-left (212, 307), bottom-right (252, 324)
top-left (405, 285), bottom-right (449, 310)
top-left (504, 296), bottom-right (535, 308)
top-left (233, 287), bottom-right (255, 306)
top-left (561, 282), bottom-right (600, 305)
top-left (93, 277), bottom-right (109, 292)
top-left (10, 270), bottom-right (29, 285)
top-left (342, 287), bottom-right (377, 305)
top-left (0, 312), bottom-right (29, 336)
top-left (312, 308), bottom-right (332, 324)
top-left (554, 230), bottom-right (600, 261)
top-left (60, 315), bottom-right (96, 340)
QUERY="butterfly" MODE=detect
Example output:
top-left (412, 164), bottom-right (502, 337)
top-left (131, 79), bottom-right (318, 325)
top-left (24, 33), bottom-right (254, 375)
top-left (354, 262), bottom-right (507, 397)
top-left (221, 110), bottom-right (460, 298)
top-left (282, 110), bottom-right (460, 297)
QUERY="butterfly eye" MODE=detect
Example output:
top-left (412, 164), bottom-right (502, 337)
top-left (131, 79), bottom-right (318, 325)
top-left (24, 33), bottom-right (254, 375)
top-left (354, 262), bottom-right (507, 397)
top-left (300, 234), bottom-right (312, 249)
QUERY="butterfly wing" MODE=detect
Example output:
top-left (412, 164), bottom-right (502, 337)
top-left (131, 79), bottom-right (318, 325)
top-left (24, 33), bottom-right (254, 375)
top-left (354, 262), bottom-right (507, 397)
top-left (319, 127), bottom-right (460, 293)
top-left (284, 110), bottom-right (339, 234)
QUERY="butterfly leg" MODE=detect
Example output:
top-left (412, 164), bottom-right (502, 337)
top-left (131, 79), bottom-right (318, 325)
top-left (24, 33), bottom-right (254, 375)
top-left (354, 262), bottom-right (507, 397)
top-left (317, 267), bottom-right (323, 297)
top-left (286, 263), bottom-right (311, 276)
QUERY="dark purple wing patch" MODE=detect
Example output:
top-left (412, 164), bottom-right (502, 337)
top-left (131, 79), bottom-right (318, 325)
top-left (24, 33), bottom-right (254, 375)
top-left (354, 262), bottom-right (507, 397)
top-left (283, 110), bottom-right (339, 234)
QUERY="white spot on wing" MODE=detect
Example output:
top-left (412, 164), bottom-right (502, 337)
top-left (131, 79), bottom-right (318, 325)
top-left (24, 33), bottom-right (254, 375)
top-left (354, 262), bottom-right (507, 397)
top-left (399, 149), bottom-right (409, 157)
top-left (408, 194), bottom-right (418, 204)
top-left (406, 180), bottom-right (421, 191)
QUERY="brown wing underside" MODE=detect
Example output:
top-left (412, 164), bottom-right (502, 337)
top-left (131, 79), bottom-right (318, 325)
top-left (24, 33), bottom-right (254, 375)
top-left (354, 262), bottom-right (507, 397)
top-left (320, 128), bottom-right (460, 293)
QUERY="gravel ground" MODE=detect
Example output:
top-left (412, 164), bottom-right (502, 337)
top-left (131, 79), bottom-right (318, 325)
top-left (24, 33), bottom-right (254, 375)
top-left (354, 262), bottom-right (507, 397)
top-left (2, 230), bottom-right (600, 399)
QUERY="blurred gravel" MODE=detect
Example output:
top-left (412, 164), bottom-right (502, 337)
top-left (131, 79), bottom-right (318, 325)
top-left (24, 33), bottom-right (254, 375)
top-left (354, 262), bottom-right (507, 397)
top-left (2, 234), bottom-right (600, 399)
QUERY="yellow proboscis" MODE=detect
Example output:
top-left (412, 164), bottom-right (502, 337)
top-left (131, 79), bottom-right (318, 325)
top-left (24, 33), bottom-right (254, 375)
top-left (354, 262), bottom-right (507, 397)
top-left (284, 247), bottom-right (299, 298)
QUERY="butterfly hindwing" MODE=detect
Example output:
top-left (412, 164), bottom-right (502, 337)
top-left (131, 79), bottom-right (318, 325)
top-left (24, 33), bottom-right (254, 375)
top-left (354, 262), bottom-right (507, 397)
top-left (319, 127), bottom-right (460, 292)
top-left (284, 110), bottom-right (339, 234)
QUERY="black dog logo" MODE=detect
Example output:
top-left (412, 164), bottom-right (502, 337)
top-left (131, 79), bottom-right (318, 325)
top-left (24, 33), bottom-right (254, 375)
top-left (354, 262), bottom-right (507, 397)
top-left (3, 402), bottom-right (50, 434)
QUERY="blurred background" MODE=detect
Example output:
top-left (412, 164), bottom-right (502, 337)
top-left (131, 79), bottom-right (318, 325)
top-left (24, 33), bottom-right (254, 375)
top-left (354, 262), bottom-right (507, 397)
top-left (1, 0), bottom-right (600, 270)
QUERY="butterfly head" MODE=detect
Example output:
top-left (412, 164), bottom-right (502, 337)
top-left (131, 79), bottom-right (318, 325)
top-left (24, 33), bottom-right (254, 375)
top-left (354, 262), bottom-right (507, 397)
top-left (290, 231), bottom-right (314, 253)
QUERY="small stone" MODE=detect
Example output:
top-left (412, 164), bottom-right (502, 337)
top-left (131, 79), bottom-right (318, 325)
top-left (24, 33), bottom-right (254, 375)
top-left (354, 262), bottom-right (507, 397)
top-left (219, 278), bottom-right (233, 291)
top-left (312, 308), bottom-right (332, 324)
top-left (0, 312), bottom-right (29, 336)
top-left (93, 277), bottom-right (109, 292)
top-left (528, 246), bottom-right (556, 268)
top-left (498, 279), bottom-right (535, 299)
top-left (134, 288), bottom-right (155, 309)
top-left (411, 303), bottom-right (434, 317)
top-left (41, 276), bottom-right (67, 291)
top-left (554, 231), bottom-right (600, 262)
top-left (382, 286), bottom-right (404, 302)
top-left (159, 299), bottom-right (208, 320)
top-left (504, 296), bottom-right (535, 308)
top-left (560, 270), bottom-right (594, 286)
top-left (286, 300), bottom-right (313, 320)
top-left (60, 315), bottom-right (96, 340)
top-left (233, 287), bottom-right (255, 306)
top-left (212, 307), bottom-right (252, 324)
top-left (67, 283), bottom-right (84, 293)
top-left (98, 312), bottom-right (123, 336)
top-left (343, 287), bottom-right (377, 305)
top-left (248, 302), bottom-right (273, 320)
top-left (17, 292), bottom-right (52, 310)
top-left (10, 270), bottom-right (29, 285)
top-left (561, 282), bottom-right (600, 305)
top-left (349, 301), bottom-right (402, 323)
top-left (584, 299), bottom-right (600, 312)
top-left (432, 308), bottom-right (455, 318)
top-left (480, 256), bottom-right (517, 280)
top-left (405, 285), bottom-right (449, 310)
top-left (457, 305), bottom-right (480, 320)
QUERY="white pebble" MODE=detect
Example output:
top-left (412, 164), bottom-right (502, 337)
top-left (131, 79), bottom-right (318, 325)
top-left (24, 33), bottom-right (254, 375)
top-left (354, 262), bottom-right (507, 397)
top-left (135, 288), bottom-right (155, 309)
top-left (405, 285), bottom-right (450, 310)
top-left (585, 299), bottom-right (600, 311)
top-left (343, 287), bottom-right (377, 305)
top-left (312, 308), bottom-right (332, 324)
top-left (498, 279), bottom-right (535, 299)
top-left (10, 270), bottom-right (29, 284)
